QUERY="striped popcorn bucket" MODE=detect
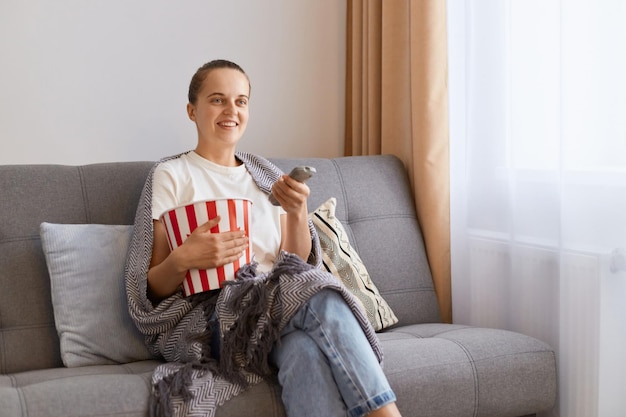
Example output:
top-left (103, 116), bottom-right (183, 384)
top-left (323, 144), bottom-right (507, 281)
top-left (159, 198), bottom-right (253, 296)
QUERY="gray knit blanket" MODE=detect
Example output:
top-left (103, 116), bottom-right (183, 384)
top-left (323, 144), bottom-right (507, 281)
top-left (125, 151), bottom-right (383, 417)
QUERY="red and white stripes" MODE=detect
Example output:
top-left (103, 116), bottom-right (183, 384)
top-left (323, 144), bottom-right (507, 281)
top-left (160, 198), bottom-right (252, 295)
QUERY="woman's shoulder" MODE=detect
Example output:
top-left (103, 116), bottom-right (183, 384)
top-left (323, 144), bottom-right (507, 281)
top-left (235, 152), bottom-right (283, 194)
top-left (153, 151), bottom-right (194, 172)
top-left (235, 151), bottom-right (282, 174)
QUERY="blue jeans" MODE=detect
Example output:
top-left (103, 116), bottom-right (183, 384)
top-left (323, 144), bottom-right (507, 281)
top-left (269, 289), bottom-right (396, 417)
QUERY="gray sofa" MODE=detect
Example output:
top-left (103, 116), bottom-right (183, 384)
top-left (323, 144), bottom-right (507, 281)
top-left (0, 154), bottom-right (557, 417)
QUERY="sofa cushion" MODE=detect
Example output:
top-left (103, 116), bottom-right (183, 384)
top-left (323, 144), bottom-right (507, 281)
top-left (39, 223), bottom-right (153, 367)
top-left (0, 360), bottom-right (160, 417)
top-left (378, 323), bottom-right (557, 416)
top-left (311, 198), bottom-right (398, 331)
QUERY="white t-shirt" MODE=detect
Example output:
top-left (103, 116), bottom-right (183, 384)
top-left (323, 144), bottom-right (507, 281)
top-left (152, 151), bottom-right (284, 273)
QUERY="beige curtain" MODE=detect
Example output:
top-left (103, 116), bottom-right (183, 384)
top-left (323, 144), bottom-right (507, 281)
top-left (346, 0), bottom-right (451, 323)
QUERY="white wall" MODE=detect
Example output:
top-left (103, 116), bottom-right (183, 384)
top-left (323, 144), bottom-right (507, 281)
top-left (0, 0), bottom-right (346, 165)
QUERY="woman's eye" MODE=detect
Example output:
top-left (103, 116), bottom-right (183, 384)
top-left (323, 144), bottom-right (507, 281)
top-left (237, 99), bottom-right (248, 106)
top-left (212, 97), bottom-right (223, 104)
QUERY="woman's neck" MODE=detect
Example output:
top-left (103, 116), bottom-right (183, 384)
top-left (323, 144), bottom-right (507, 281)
top-left (194, 146), bottom-right (240, 167)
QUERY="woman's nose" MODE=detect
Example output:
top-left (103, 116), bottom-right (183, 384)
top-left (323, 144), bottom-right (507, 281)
top-left (223, 101), bottom-right (237, 115)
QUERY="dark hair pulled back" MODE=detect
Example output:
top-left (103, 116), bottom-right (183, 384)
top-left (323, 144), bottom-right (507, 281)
top-left (188, 59), bottom-right (250, 104)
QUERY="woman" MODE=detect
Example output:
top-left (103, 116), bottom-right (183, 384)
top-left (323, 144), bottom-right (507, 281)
top-left (125, 59), bottom-right (402, 417)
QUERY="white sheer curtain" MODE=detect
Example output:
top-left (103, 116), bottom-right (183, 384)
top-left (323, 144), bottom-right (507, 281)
top-left (447, 1), bottom-right (626, 416)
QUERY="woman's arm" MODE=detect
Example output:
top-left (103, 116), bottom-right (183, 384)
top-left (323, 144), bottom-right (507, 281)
top-left (273, 175), bottom-right (312, 260)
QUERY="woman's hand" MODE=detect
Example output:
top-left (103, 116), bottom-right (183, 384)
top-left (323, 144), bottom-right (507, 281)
top-left (271, 175), bottom-right (310, 213)
top-left (273, 175), bottom-right (313, 260)
top-left (147, 216), bottom-right (248, 301)
top-left (179, 216), bottom-right (249, 270)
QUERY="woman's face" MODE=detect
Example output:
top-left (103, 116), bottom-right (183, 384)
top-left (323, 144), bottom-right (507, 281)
top-left (187, 67), bottom-right (250, 150)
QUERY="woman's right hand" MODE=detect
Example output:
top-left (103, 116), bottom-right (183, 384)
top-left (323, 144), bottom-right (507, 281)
top-left (147, 217), bottom-right (248, 301)
top-left (178, 216), bottom-right (249, 271)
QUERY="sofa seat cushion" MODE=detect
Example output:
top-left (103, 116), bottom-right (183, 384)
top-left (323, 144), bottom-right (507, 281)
top-left (378, 323), bottom-right (557, 417)
top-left (0, 360), bottom-right (161, 417)
top-left (0, 359), bottom-right (288, 417)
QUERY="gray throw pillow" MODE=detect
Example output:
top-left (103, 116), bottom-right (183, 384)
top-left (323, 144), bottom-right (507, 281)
top-left (40, 222), bottom-right (154, 367)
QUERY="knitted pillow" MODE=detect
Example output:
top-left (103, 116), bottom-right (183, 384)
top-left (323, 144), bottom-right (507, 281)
top-left (310, 198), bottom-right (398, 331)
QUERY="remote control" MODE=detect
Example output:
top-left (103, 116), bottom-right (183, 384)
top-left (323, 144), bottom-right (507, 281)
top-left (269, 166), bottom-right (317, 206)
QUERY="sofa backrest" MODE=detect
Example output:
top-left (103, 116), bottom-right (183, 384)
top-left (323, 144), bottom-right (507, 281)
top-left (0, 155), bottom-right (440, 374)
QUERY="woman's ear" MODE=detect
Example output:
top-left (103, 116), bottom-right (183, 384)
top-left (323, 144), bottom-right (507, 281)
top-left (186, 103), bottom-right (196, 121)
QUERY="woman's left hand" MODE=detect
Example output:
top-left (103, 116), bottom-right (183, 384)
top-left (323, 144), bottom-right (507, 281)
top-left (274, 174), bottom-right (312, 259)
top-left (271, 175), bottom-right (310, 213)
